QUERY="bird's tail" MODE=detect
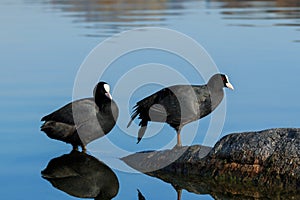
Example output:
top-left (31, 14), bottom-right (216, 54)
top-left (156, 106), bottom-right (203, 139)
top-left (137, 123), bottom-right (147, 144)
top-left (127, 105), bottom-right (148, 144)
top-left (127, 105), bottom-right (139, 128)
top-left (137, 189), bottom-right (146, 200)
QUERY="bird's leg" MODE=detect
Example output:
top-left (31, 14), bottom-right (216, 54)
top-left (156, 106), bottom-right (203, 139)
top-left (81, 145), bottom-right (86, 153)
top-left (172, 184), bottom-right (182, 200)
top-left (177, 188), bottom-right (182, 200)
top-left (177, 132), bottom-right (182, 147)
top-left (72, 144), bottom-right (79, 151)
top-left (176, 128), bottom-right (182, 148)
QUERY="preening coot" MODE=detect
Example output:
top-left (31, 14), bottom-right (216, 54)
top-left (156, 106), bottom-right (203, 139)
top-left (127, 74), bottom-right (234, 147)
top-left (41, 82), bottom-right (119, 151)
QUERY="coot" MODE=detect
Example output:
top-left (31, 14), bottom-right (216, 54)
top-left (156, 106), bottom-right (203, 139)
top-left (127, 74), bottom-right (234, 147)
top-left (41, 82), bottom-right (119, 151)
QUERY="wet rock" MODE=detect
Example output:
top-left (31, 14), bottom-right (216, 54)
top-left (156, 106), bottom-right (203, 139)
top-left (122, 128), bottom-right (300, 191)
top-left (122, 145), bottom-right (212, 173)
top-left (201, 128), bottom-right (300, 189)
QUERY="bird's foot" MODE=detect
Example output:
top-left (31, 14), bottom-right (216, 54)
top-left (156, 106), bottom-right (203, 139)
top-left (172, 143), bottom-right (183, 150)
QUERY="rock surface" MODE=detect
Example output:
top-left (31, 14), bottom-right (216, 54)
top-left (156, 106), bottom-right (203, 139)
top-left (122, 145), bottom-right (212, 173)
top-left (122, 128), bottom-right (300, 193)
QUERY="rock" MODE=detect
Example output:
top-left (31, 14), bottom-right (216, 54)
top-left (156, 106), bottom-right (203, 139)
top-left (122, 128), bottom-right (300, 195)
top-left (201, 128), bottom-right (300, 189)
top-left (122, 145), bottom-right (211, 173)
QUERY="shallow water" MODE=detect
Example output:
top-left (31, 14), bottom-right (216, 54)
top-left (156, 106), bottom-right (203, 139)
top-left (1, 0), bottom-right (300, 199)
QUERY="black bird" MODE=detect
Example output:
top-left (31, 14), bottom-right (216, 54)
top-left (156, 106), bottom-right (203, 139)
top-left (137, 189), bottom-right (146, 200)
top-left (41, 82), bottom-right (119, 151)
top-left (127, 74), bottom-right (234, 147)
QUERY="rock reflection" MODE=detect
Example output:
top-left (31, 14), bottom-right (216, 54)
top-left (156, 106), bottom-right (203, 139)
top-left (41, 0), bottom-right (188, 37)
top-left (146, 171), bottom-right (300, 200)
top-left (215, 0), bottom-right (300, 28)
top-left (213, 0), bottom-right (300, 30)
top-left (35, 0), bottom-right (300, 38)
top-left (41, 151), bottom-right (119, 200)
top-left (212, 0), bottom-right (300, 8)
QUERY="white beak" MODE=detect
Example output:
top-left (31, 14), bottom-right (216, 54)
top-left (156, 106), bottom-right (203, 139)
top-left (226, 82), bottom-right (234, 90)
top-left (105, 92), bottom-right (112, 100)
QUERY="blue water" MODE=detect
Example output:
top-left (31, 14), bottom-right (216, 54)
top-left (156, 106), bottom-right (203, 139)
top-left (1, 0), bottom-right (300, 199)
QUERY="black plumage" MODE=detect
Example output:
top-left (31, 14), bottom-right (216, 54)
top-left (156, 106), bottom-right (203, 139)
top-left (41, 82), bottom-right (119, 151)
top-left (137, 189), bottom-right (146, 200)
top-left (127, 73), bottom-right (234, 147)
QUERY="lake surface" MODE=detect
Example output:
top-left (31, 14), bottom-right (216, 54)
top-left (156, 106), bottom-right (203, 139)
top-left (1, 0), bottom-right (300, 199)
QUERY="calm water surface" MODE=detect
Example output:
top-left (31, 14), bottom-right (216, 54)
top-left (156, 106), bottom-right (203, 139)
top-left (1, 0), bottom-right (300, 199)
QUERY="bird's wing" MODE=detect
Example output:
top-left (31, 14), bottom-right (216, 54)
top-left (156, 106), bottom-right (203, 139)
top-left (148, 103), bottom-right (168, 122)
top-left (161, 85), bottom-right (199, 125)
top-left (128, 86), bottom-right (198, 126)
top-left (161, 85), bottom-right (212, 125)
top-left (193, 85), bottom-right (212, 118)
top-left (41, 101), bottom-right (74, 124)
top-left (41, 98), bottom-right (96, 126)
top-left (127, 91), bottom-right (162, 127)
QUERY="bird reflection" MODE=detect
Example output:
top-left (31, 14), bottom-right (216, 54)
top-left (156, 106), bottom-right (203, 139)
top-left (137, 187), bottom-right (181, 200)
top-left (137, 189), bottom-right (146, 200)
top-left (41, 150), bottom-right (119, 200)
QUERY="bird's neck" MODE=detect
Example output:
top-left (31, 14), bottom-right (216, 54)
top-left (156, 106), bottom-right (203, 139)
top-left (95, 95), bottom-right (111, 110)
top-left (208, 85), bottom-right (224, 111)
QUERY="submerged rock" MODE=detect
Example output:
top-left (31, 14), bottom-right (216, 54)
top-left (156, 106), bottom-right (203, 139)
top-left (122, 128), bottom-right (300, 193)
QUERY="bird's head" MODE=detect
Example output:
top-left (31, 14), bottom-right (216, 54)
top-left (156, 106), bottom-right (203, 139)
top-left (220, 74), bottom-right (234, 90)
top-left (93, 82), bottom-right (112, 100)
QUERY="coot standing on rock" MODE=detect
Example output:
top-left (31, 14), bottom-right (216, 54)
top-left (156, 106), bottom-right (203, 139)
top-left (127, 74), bottom-right (234, 147)
top-left (41, 82), bottom-right (119, 151)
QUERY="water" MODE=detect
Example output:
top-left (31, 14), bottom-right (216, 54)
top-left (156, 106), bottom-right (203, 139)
top-left (1, 0), bottom-right (300, 199)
